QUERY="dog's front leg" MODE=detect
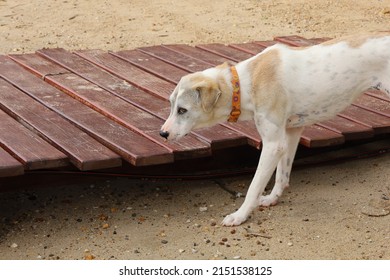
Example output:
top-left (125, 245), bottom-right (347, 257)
top-left (222, 118), bottom-right (286, 226)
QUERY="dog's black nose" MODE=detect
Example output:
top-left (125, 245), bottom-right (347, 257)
top-left (159, 130), bottom-right (169, 139)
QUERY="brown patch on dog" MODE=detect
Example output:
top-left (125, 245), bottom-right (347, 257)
top-left (215, 61), bottom-right (235, 69)
top-left (249, 49), bottom-right (288, 125)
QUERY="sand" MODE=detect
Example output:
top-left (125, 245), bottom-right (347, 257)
top-left (0, 0), bottom-right (389, 260)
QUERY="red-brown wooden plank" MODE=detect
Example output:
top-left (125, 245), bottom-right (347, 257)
top-left (196, 43), bottom-right (253, 62)
top-left (0, 67), bottom-right (121, 170)
top-left (163, 44), bottom-right (236, 66)
top-left (0, 147), bottom-right (24, 177)
top-left (366, 89), bottom-right (390, 102)
top-left (38, 49), bottom-right (172, 99)
top-left (353, 94), bottom-right (390, 118)
top-left (301, 126), bottom-right (345, 147)
top-left (307, 37), bottom-right (332, 44)
top-left (15, 52), bottom-right (211, 160)
top-left (2, 56), bottom-right (174, 166)
top-left (317, 115), bottom-right (374, 140)
top-left (222, 121), bottom-right (262, 149)
top-left (274, 35), bottom-right (316, 47)
top-left (159, 45), bottom-right (232, 69)
top-left (138, 46), bottom-right (213, 72)
top-left (339, 106), bottom-right (390, 134)
top-left (229, 43), bottom-right (266, 55)
top-left (0, 107), bottom-right (69, 170)
top-left (120, 47), bottom-right (212, 79)
top-left (12, 50), bottom-right (165, 117)
top-left (254, 40), bottom-right (278, 48)
top-left (74, 49), bottom-right (247, 150)
top-left (113, 49), bottom-right (187, 84)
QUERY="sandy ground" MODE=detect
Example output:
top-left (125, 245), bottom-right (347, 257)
top-left (1, 0), bottom-right (390, 54)
top-left (0, 0), bottom-right (390, 260)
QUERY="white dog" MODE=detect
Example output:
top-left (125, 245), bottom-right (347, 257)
top-left (160, 33), bottom-right (390, 226)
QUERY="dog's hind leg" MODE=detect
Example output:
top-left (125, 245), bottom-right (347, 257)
top-left (258, 127), bottom-right (304, 207)
top-left (222, 117), bottom-right (287, 226)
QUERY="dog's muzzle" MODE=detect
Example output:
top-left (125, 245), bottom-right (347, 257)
top-left (159, 130), bottom-right (170, 139)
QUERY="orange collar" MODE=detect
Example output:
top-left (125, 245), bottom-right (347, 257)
top-left (227, 66), bottom-right (241, 122)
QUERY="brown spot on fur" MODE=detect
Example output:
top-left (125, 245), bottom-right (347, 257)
top-left (249, 49), bottom-right (288, 125)
top-left (215, 61), bottom-right (235, 69)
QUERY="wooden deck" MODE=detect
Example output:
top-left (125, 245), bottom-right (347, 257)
top-left (0, 35), bottom-right (389, 177)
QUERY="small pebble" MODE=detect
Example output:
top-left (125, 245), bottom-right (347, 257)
top-left (10, 243), bottom-right (18, 248)
top-left (233, 256), bottom-right (241, 260)
top-left (99, 214), bottom-right (109, 221)
top-left (287, 242), bottom-right (293, 246)
top-left (178, 249), bottom-right (185, 253)
top-left (382, 7), bottom-right (390, 14)
top-left (214, 250), bottom-right (223, 257)
top-left (199, 206), bottom-right (208, 212)
top-left (161, 240), bottom-right (168, 244)
top-left (84, 254), bottom-right (95, 260)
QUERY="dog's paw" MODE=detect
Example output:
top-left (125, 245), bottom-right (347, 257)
top-left (258, 195), bottom-right (279, 207)
top-left (221, 212), bottom-right (247, 226)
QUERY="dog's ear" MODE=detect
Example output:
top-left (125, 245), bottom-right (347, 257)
top-left (194, 82), bottom-right (222, 113)
top-left (215, 61), bottom-right (235, 69)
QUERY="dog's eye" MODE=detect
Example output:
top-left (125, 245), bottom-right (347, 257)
top-left (177, 107), bottom-right (187, 115)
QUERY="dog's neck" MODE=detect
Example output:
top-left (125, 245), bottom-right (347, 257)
top-left (234, 61), bottom-right (256, 120)
top-left (203, 63), bottom-right (255, 122)
top-left (227, 66), bottom-right (241, 122)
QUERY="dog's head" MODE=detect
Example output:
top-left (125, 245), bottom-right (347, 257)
top-left (160, 71), bottom-right (226, 141)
